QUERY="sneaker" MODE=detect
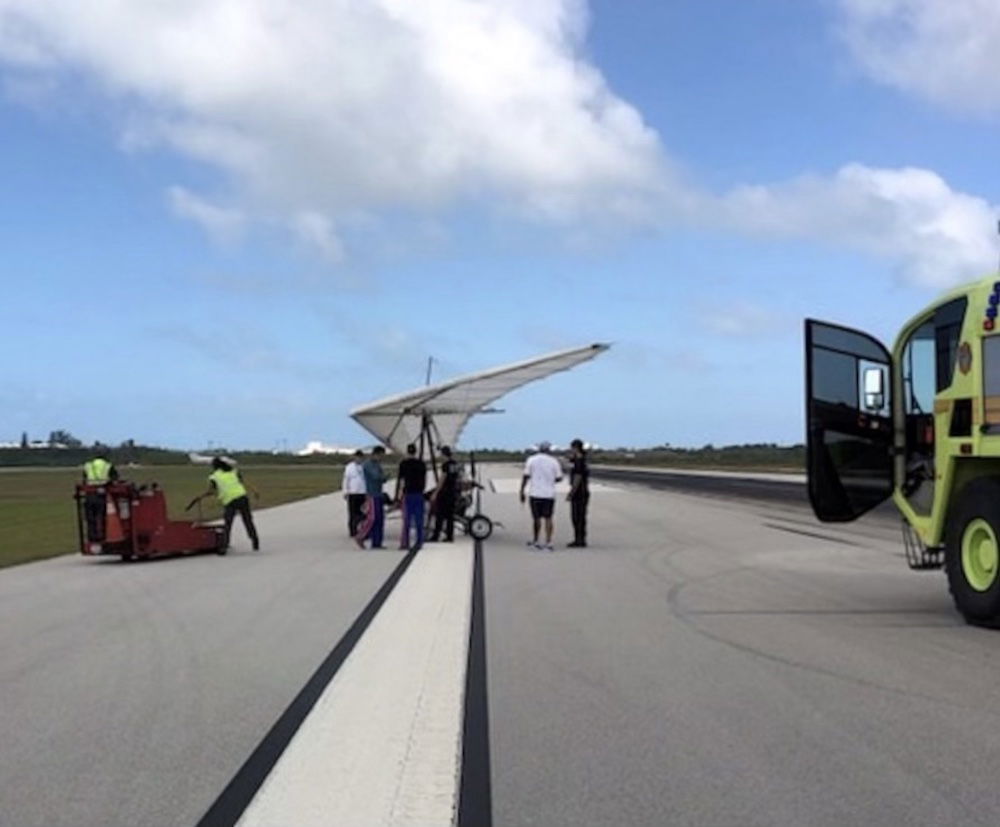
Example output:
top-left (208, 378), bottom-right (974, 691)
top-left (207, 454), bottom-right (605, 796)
top-left (526, 540), bottom-right (541, 550)
top-left (355, 537), bottom-right (366, 549)
top-left (543, 543), bottom-right (554, 552)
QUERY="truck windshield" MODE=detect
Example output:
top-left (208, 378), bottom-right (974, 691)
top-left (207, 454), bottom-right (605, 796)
top-left (902, 321), bottom-right (935, 415)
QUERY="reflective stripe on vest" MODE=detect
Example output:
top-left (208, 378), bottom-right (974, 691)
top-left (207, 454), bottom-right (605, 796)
top-left (209, 469), bottom-right (247, 506)
top-left (84, 458), bottom-right (111, 483)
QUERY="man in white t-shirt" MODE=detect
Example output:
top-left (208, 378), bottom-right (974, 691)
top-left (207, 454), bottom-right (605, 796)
top-left (341, 450), bottom-right (367, 536)
top-left (519, 441), bottom-right (563, 551)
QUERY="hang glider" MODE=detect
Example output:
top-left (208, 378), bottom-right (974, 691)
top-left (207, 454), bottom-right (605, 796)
top-left (349, 343), bottom-right (610, 455)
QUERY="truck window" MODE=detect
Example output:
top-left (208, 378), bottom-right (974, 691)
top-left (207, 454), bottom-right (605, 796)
top-left (811, 324), bottom-right (889, 408)
top-left (934, 298), bottom-right (967, 392)
top-left (984, 337), bottom-right (1000, 396)
top-left (902, 321), bottom-right (935, 415)
top-left (983, 336), bottom-right (1000, 427)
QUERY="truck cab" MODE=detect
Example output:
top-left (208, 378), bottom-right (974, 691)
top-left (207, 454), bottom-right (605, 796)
top-left (806, 276), bottom-right (1000, 625)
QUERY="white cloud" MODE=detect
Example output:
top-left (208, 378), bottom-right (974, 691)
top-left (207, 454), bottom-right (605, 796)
top-left (167, 186), bottom-right (245, 244)
top-left (0, 1), bottom-right (996, 287)
top-left (837, 0), bottom-right (1000, 114)
top-left (701, 301), bottom-right (787, 338)
top-left (0, 0), bottom-right (665, 259)
top-left (708, 164), bottom-right (998, 288)
top-left (289, 211), bottom-right (344, 264)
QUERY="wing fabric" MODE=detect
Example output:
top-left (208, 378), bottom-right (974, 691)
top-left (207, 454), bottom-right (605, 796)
top-left (350, 343), bottom-right (609, 454)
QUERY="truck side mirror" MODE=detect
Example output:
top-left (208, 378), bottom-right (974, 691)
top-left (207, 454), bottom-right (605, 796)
top-left (863, 367), bottom-right (885, 411)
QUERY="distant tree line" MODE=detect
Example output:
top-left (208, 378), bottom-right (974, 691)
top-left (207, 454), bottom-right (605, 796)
top-left (1, 433), bottom-right (805, 471)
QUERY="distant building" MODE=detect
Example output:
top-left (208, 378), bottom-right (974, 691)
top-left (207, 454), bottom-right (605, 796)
top-left (296, 441), bottom-right (358, 456)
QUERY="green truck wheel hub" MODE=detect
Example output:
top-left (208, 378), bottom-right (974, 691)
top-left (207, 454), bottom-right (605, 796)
top-left (962, 518), bottom-right (1000, 592)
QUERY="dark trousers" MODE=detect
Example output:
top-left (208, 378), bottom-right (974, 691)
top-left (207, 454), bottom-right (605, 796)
top-left (224, 496), bottom-right (259, 550)
top-left (84, 492), bottom-right (106, 541)
top-left (347, 493), bottom-right (366, 536)
top-left (356, 495), bottom-right (385, 547)
top-left (401, 492), bottom-right (425, 549)
top-left (431, 492), bottom-right (456, 541)
top-left (571, 492), bottom-right (589, 544)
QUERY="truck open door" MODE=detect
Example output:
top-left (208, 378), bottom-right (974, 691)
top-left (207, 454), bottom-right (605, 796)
top-left (805, 320), bottom-right (894, 522)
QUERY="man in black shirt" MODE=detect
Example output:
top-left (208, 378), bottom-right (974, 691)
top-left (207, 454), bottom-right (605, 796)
top-left (566, 438), bottom-right (590, 547)
top-left (395, 443), bottom-right (427, 551)
top-left (430, 445), bottom-right (459, 542)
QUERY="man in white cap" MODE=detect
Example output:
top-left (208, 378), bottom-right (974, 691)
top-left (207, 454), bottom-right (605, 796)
top-left (519, 440), bottom-right (563, 550)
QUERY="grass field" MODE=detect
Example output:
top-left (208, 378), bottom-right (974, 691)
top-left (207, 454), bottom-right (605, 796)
top-left (0, 465), bottom-right (342, 569)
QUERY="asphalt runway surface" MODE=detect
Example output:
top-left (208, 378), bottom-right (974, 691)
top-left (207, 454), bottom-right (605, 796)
top-left (2, 467), bottom-right (999, 826)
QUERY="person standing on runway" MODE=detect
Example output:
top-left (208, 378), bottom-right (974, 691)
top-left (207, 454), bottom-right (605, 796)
top-left (519, 441), bottom-right (563, 551)
top-left (429, 445), bottom-right (459, 542)
top-left (189, 457), bottom-right (260, 552)
top-left (394, 443), bottom-right (427, 551)
top-left (341, 449), bottom-right (366, 536)
top-left (566, 438), bottom-right (590, 547)
top-left (355, 445), bottom-right (387, 548)
top-left (81, 447), bottom-right (119, 541)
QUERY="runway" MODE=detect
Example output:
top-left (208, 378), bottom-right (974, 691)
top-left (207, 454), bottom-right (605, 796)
top-left (2, 467), bottom-right (998, 826)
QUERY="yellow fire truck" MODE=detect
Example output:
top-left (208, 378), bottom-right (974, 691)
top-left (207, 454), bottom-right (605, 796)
top-left (806, 275), bottom-right (1000, 626)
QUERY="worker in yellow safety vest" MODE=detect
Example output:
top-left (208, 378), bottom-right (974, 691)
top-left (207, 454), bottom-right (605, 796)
top-left (81, 448), bottom-right (119, 541)
top-left (188, 457), bottom-right (260, 551)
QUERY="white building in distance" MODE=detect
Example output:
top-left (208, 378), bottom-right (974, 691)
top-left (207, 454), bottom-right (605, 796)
top-left (296, 441), bottom-right (358, 456)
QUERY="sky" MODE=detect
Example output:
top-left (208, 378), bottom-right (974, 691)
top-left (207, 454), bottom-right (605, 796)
top-left (2, 0), bottom-right (1000, 452)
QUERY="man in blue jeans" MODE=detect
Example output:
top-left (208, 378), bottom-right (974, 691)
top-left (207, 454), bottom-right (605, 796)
top-left (355, 445), bottom-right (387, 549)
top-left (394, 443), bottom-right (427, 552)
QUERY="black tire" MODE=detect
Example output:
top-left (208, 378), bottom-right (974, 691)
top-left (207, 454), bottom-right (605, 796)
top-left (468, 514), bottom-right (493, 541)
top-left (946, 477), bottom-right (1000, 627)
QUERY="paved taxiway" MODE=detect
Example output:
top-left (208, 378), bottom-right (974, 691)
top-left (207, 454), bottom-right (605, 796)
top-left (2, 467), bottom-right (999, 826)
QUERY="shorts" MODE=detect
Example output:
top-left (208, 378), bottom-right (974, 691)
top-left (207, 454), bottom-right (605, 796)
top-left (529, 497), bottom-right (554, 519)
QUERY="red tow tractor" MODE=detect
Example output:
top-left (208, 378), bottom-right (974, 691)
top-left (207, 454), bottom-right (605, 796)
top-left (75, 481), bottom-right (226, 561)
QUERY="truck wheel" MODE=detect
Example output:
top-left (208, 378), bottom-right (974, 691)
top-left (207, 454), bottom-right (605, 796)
top-left (946, 478), bottom-right (1000, 626)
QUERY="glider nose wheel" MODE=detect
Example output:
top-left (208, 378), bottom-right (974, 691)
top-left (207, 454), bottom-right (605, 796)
top-left (467, 514), bottom-right (493, 541)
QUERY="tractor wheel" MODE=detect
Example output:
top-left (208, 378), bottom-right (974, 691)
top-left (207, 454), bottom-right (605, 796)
top-left (946, 478), bottom-right (1000, 627)
top-left (468, 514), bottom-right (493, 541)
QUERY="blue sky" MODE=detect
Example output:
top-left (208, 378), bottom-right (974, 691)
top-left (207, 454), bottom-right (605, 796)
top-left (1, 0), bottom-right (998, 451)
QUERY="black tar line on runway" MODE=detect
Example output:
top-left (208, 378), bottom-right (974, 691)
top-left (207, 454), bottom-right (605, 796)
top-left (195, 548), bottom-right (418, 827)
top-left (590, 466), bottom-right (808, 504)
top-left (459, 539), bottom-right (493, 826)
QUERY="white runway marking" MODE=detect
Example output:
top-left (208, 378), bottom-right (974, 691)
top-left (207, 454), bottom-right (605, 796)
top-left (237, 543), bottom-right (474, 827)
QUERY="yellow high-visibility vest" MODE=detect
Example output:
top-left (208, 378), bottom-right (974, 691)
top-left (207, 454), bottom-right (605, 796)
top-left (84, 458), bottom-right (112, 483)
top-left (209, 469), bottom-right (247, 505)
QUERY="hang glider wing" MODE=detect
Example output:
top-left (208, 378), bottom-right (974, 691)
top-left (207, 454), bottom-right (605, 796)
top-left (350, 343), bottom-right (610, 454)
